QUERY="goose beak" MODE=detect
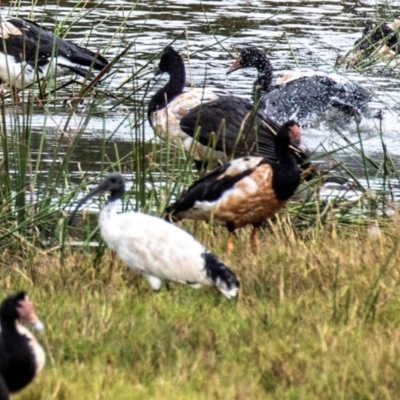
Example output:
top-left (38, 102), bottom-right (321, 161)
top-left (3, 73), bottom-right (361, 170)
top-left (227, 57), bottom-right (243, 75)
top-left (32, 319), bottom-right (45, 331)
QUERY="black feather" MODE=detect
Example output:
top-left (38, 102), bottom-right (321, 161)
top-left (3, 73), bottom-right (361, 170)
top-left (0, 17), bottom-right (108, 78)
top-left (0, 292), bottom-right (38, 393)
top-left (180, 95), bottom-right (309, 171)
top-left (202, 252), bottom-right (240, 293)
top-left (0, 374), bottom-right (9, 400)
top-left (166, 158), bottom-right (261, 218)
top-left (180, 96), bottom-right (281, 160)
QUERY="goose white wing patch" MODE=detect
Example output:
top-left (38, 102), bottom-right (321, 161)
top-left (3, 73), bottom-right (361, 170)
top-left (16, 325), bottom-right (46, 376)
top-left (0, 18), bottom-right (24, 38)
top-left (150, 87), bottom-right (229, 140)
top-left (219, 156), bottom-right (264, 178)
top-left (150, 87), bottom-right (229, 160)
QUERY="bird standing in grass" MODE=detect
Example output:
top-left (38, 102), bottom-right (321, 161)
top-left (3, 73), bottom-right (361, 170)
top-left (0, 292), bottom-right (45, 398)
top-left (0, 16), bottom-right (108, 103)
top-left (69, 173), bottom-right (240, 298)
top-left (227, 47), bottom-right (371, 125)
top-left (166, 120), bottom-right (303, 252)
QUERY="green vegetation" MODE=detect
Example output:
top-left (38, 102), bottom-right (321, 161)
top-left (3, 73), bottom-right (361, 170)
top-left (1, 2), bottom-right (400, 399)
top-left (2, 224), bottom-right (400, 399)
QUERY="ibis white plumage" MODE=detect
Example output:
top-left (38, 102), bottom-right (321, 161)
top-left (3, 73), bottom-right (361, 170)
top-left (69, 173), bottom-right (240, 298)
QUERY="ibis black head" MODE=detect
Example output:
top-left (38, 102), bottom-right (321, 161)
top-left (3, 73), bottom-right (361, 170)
top-left (155, 45), bottom-right (183, 75)
top-left (227, 47), bottom-right (271, 74)
top-left (68, 173), bottom-right (125, 225)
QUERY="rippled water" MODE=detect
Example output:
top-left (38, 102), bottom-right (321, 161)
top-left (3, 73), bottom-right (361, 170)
top-left (2, 0), bottom-right (400, 197)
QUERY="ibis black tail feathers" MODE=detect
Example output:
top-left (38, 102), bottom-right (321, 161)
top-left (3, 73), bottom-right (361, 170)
top-left (202, 252), bottom-right (239, 299)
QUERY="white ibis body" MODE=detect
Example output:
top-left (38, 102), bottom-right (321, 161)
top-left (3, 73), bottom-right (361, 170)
top-left (69, 174), bottom-right (239, 298)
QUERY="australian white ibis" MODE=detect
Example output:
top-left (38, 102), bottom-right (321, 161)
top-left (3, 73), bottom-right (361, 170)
top-left (69, 173), bottom-right (240, 298)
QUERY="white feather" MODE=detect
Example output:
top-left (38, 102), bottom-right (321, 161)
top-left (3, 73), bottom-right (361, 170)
top-left (150, 87), bottom-right (229, 161)
top-left (16, 325), bottom-right (46, 377)
top-left (0, 52), bottom-right (36, 88)
top-left (99, 200), bottom-right (214, 287)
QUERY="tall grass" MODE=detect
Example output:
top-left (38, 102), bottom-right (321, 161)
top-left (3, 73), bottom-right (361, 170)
top-left (0, 4), bottom-right (398, 250)
top-left (2, 223), bottom-right (400, 399)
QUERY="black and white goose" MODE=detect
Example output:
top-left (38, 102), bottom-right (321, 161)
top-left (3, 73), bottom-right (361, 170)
top-left (148, 45), bottom-right (310, 170)
top-left (0, 292), bottom-right (45, 398)
top-left (166, 121), bottom-right (303, 252)
top-left (69, 173), bottom-right (239, 298)
top-left (178, 90), bottom-right (352, 185)
top-left (179, 93), bottom-right (311, 170)
top-left (148, 45), bottom-right (233, 168)
top-left (0, 16), bottom-right (108, 103)
top-left (346, 20), bottom-right (400, 69)
top-left (227, 47), bottom-right (371, 125)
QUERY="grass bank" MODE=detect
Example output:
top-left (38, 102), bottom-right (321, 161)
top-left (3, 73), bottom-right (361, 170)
top-left (2, 221), bottom-right (400, 399)
top-left (1, 3), bottom-right (400, 399)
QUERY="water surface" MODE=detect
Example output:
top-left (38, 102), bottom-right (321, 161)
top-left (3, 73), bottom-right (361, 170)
top-left (2, 0), bottom-right (400, 200)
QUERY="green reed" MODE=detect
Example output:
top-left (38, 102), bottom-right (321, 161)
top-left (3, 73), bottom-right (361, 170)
top-left (0, 0), bottom-right (398, 257)
top-left (338, 7), bottom-right (400, 72)
top-left (1, 3), bottom-right (400, 399)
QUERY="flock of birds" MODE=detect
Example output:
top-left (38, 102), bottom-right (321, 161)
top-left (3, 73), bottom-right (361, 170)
top-left (0, 14), bottom-right (398, 399)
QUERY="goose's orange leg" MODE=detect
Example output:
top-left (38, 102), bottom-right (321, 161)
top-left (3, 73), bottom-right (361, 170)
top-left (225, 231), bottom-right (235, 253)
top-left (225, 223), bottom-right (235, 253)
top-left (12, 85), bottom-right (20, 104)
top-left (250, 224), bottom-right (261, 252)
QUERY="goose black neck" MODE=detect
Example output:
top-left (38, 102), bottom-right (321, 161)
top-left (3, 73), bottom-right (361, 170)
top-left (254, 56), bottom-right (274, 93)
top-left (0, 317), bottom-right (33, 374)
top-left (271, 140), bottom-right (301, 201)
top-left (147, 56), bottom-right (186, 120)
top-left (0, 318), bottom-right (18, 347)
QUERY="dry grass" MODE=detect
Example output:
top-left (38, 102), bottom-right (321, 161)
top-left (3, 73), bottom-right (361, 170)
top-left (2, 219), bottom-right (400, 399)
